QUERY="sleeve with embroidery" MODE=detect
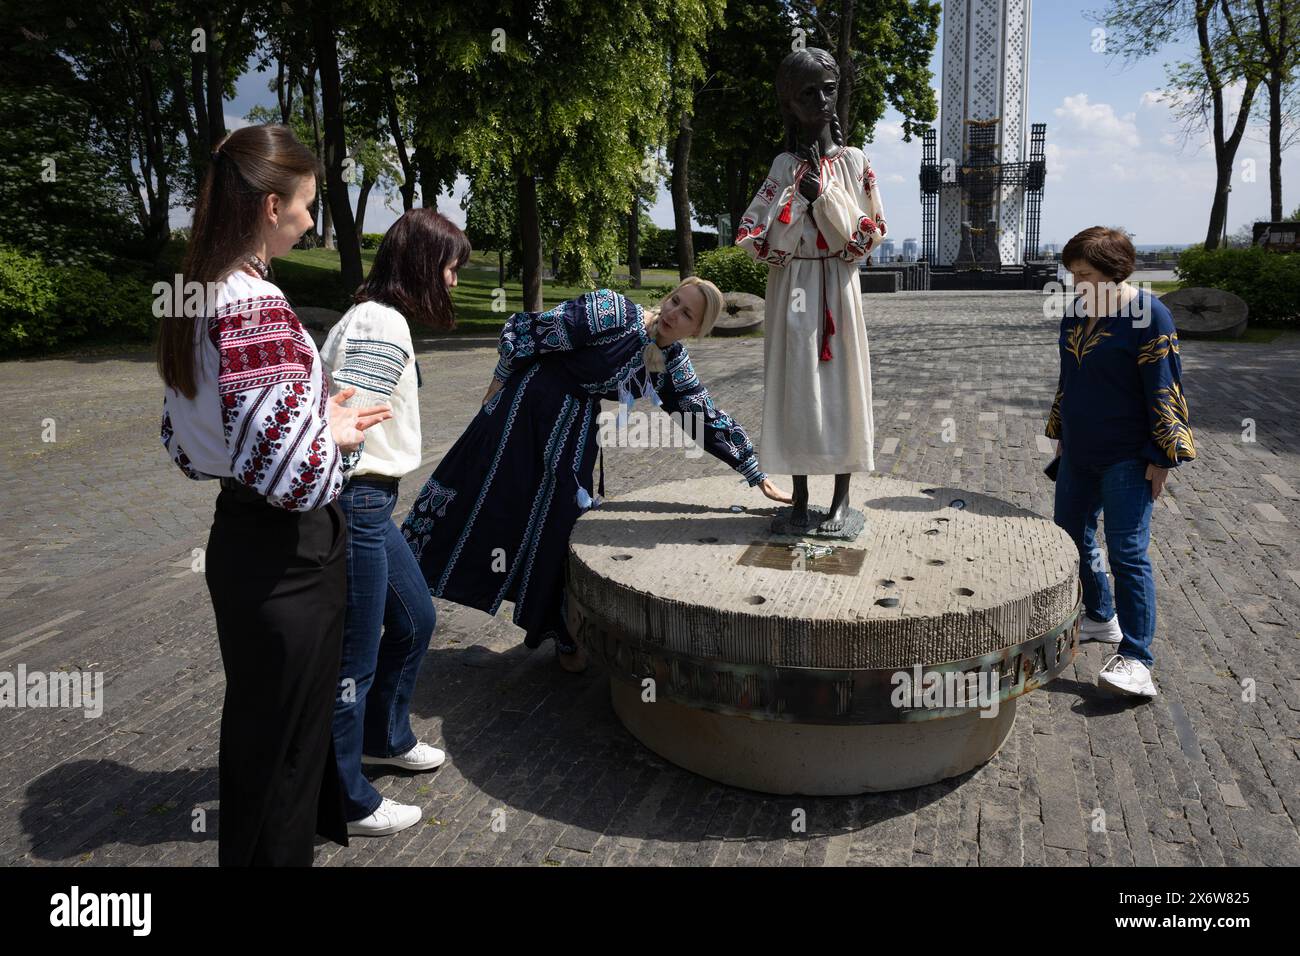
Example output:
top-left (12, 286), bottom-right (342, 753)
top-left (160, 406), bottom-right (211, 480)
top-left (1137, 305), bottom-right (1196, 469)
top-left (1045, 365), bottom-right (1064, 440)
top-left (734, 155), bottom-right (806, 268)
top-left (214, 298), bottom-right (343, 509)
top-left (651, 344), bottom-right (766, 487)
top-left (330, 307), bottom-right (412, 477)
top-left (815, 147), bottom-right (888, 263)
top-left (493, 288), bottom-right (639, 383)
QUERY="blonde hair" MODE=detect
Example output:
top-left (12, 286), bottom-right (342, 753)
top-left (642, 276), bottom-right (725, 373)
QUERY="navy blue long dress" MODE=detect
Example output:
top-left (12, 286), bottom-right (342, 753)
top-left (400, 288), bottom-right (766, 647)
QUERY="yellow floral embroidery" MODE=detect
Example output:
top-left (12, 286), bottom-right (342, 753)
top-left (1045, 387), bottom-right (1063, 439)
top-left (1138, 332), bottom-right (1180, 365)
top-left (1066, 323), bottom-right (1111, 364)
top-left (1151, 381), bottom-right (1196, 463)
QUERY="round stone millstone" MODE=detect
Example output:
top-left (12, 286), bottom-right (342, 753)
top-left (713, 292), bottom-right (765, 336)
top-left (565, 473), bottom-right (1082, 795)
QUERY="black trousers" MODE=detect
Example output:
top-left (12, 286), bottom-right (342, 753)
top-left (204, 486), bottom-right (350, 866)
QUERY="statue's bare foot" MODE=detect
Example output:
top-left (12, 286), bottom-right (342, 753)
top-left (816, 513), bottom-right (844, 533)
top-left (817, 498), bottom-right (849, 533)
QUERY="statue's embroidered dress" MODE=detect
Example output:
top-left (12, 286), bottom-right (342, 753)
top-left (736, 144), bottom-right (887, 475)
top-left (400, 289), bottom-right (766, 643)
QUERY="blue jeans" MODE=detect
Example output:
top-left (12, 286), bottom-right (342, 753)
top-left (332, 479), bottom-right (436, 821)
top-left (1053, 455), bottom-right (1157, 668)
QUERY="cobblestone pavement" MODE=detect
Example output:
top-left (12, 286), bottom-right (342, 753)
top-left (1, 290), bottom-right (1297, 866)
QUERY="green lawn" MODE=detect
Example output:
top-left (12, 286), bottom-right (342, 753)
top-left (266, 249), bottom-right (1288, 344)
top-left (273, 248), bottom-right (683, 334)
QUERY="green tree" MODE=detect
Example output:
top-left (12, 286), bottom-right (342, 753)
top-left (1091, 0), bottom-right (1267, 248)
top-left (0, 86), bottom-right (133, 266)
top-left (409, 0), bottom-right (714, 309)
top-left (463, 165), bottom-right (522, 289)
top-left (1, 1), bottom-right (254, 256)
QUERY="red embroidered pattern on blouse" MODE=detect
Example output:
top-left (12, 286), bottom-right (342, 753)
top-left (212, 297), bottom-right (338, 510)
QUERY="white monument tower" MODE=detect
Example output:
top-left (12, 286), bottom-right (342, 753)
top-left (921, 0), bottom-right (1044, 270)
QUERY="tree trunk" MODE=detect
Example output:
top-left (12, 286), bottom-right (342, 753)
top-left (312, 9), bottom-right (362, 291)
top-left (167, 65), bottom-right (199, 159)
top-left (129, 32), bottom-right (172, 256)
top-left (416, 148), bottom-right (437, 209)
top-left (383, 69), bottom-right (416, 212)
top-left (498, 249), bottom-right (505, 289)
top-left (517, 166), bottom-right (543, 311)
top-left (301, 62), bottom-right (326, 243)
top-left (355, 172), bottom-right (375, 240)
top-left (322, 194), bottom-right (335, 249)
top-left (201, 10), bottom-right (226, 149)
top-left (189, 53), bottom-right (208, 153)
top-left (1268, 72), bottom-right (1283, 222)
top-left (1206, 160), bottom-right (1232, 250)
top-left (836, 0), bottom-right (856, 138)
top-left (276, 47), bottom-right (296, 124)
top-left (628, 196), bottom-right (642, 288)
top-left (671, 108), bottom-right (695, 278)
top-left (1195, 0), bottom-right (1258, 248)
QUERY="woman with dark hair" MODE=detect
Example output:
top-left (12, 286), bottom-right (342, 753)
top-left (320, 208), bottom-right (469, 837)
top-left (158, 123), bottom-right (391, 865)
top-left (1046, 226), bottom-right (1196, 699)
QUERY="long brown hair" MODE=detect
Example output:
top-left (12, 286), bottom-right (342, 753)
top-left (157, 123), bottom-right (321, 398)
top-left (353, 208), bottom-right (469, 330)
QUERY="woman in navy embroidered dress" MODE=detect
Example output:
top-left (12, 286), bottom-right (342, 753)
top-left (400, 279), bottom-right (790, 669)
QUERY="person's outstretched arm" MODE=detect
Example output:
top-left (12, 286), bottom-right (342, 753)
top-left (652, 344), bottom-right (766, 487)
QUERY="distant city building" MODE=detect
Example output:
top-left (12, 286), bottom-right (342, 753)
top-left (901, 238), bottom-right (919, 262)
top-left (879, 238), bottom-right (897, 262)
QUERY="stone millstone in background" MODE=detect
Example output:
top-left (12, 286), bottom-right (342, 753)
top-left (566, 473), bottom-right (1082, 795)
top-left (713, 292), bottom-right (765, 336)
top-left (1160, 287), bottom-right (1248, 339)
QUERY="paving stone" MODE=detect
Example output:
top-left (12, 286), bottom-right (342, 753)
top-left (0, 294), bottom-right (1296, 866)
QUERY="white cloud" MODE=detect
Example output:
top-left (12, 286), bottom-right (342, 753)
top-left (1053, 93), bottom-right (1140, 149)
top-left (1044, 142), bottom-right (1067, 179)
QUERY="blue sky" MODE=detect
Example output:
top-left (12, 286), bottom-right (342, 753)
top-left (220, 1), bottom-right (1296, 248)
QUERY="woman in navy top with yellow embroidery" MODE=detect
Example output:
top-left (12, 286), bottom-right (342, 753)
top-left (1046, 227), bottom-right (1195, 700)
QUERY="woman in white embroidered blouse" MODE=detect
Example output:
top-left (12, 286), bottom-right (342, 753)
top-left (319, 209), bottom-right (469, 838)
top-left (156, 124), bottom-right (390, 866)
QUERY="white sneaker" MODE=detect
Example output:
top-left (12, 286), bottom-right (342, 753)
top-left (361, 742), bottom-right (446, 772)
top-left (1098, 654), bottom-right (1158, 698)
top-left (347, 797), bottom-right (422, 837)
top-left (1080, 613), bottom-right (1123, 644)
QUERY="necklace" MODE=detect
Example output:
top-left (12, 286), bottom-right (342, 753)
top-left (244, 253), bottom-right (270, 278)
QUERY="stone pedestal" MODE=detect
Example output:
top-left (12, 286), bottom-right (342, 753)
top-left (565, 474), bottom-right (1081, 795)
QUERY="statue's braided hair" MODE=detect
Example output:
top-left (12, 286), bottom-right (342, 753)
top-left (776, 47), bottom-right (844, 155)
